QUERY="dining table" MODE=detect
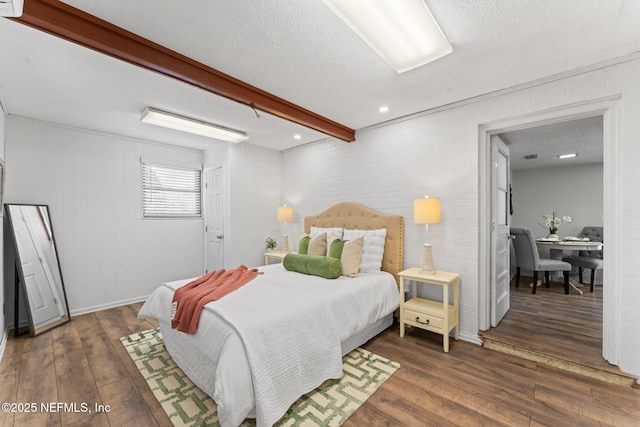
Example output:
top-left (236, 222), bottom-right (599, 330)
top-left (535, 239), bottom-right (603, 294)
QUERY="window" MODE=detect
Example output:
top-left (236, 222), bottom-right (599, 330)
top-left (142, 162), bottom-right (201, 218)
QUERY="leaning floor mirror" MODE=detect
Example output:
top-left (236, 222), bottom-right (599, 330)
top-left (5, 204), bottom-right (71, 336)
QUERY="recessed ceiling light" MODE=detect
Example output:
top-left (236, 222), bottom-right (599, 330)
top-left (378, 105), bottom-right (389, 113)
top-left (294, 134), bottom-right (302, 140)
top-left (557, 153), bottom-right (578, 159)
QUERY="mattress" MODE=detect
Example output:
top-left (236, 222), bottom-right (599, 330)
top-left (138, 263), bottom-right (399, 427)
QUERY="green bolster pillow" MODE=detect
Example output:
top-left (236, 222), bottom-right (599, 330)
top-left (283, 254), bottom-right (342, 279)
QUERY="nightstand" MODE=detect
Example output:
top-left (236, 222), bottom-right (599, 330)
top-left (398, 267), bottom-right (460, 352)
top-left (264, 250), bottom-right (293, 265)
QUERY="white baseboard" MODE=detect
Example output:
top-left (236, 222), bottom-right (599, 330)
top-left (0, 327), bottom-right (8, 367)
top-left (69, 295), bottom-right (149, 317)
top-left (460, 332), bottom-right (484, 346)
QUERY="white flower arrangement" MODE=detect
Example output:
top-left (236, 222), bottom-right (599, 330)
top-left (540, 210), bottom-right (573, 234)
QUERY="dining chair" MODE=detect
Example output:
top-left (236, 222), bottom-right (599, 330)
top-left (562, 226), bottom-right (604, 293)
top-left (510, 228), bottom-right (572, 294)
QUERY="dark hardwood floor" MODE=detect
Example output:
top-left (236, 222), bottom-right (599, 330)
top-left (480, 277), bottom-right (624, 374)
top-left (2, 301), bottom-right (639, 427)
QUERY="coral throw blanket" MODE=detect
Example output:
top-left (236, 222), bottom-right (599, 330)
top-left (171, 265), bottom-right (262, 334)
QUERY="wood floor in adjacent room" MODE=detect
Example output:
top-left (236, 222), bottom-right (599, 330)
top-left (480, 278), bottom-right (617, 374)
top-left (1, 302), bottom-right (639, 427)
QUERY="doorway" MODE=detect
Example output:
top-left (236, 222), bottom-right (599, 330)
top-left (478, 96), bottom-right (621, 366)
top-left (488, 117), bottom-right (606, 369)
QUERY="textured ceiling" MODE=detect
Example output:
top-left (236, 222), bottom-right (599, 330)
top-left (500, 116), bottom-right (603, 171)
top-left (1, 0), bottom-right (639, 152)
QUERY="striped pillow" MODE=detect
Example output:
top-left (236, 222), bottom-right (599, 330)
top-left (343, 228), bottom-right (386, 273)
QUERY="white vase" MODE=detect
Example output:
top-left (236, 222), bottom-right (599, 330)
top-left (547, 233), bottom-right (560, 240)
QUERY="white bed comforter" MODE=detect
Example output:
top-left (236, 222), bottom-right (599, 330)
top-left (138, 263), bottom-right (398, 427)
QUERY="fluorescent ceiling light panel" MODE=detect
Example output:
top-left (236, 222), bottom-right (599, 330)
top-left (558, 153), bottom-right (578, 159)
top-left (322, 0), bottom-right (452, 73)
top-left (141, 107), bottom-right (248, 143)
top-left (0, 0), bottom-right (23, 17)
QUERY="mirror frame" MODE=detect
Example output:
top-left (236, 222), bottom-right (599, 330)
top-left (5, 203), bottom-right (71, 336)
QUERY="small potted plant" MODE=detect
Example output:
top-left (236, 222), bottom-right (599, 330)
top-left (265, 237), bottom-right (277, 252)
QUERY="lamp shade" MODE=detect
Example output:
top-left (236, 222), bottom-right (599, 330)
top-left (277, 205), bottom-right (293, 223)
top-left (414, 198), bottom-right (441, 224)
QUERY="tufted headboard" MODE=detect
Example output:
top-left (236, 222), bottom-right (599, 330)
top-left (304, 202), bottom-right (404, 284)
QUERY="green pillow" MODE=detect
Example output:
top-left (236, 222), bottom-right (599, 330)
top-left (298, 236), bottom-right (311, 254)
top-left (328, 239), bottom-right (346, 259)
top-left (283, 254), bottom-right (343, 279)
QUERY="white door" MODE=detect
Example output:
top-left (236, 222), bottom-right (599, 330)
top-left (205, 167), bottom-right (224, 272)
top-left (490, 136), bottom-right (511, 327)
top-left (13, 206), bottom-right (61, 327)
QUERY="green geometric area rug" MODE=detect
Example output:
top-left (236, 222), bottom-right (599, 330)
top-left (121, 328), bottom-right (400, 427)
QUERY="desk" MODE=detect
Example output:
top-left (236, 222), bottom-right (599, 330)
top-left (535, 240), bottom-right (603, 294)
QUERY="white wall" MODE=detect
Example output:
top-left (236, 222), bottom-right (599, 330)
top-left (282, 57), bottom-right (640, 380)
top-left (204, 142), bottom-right (283, 268)
top-left (511, 164), bottom-right (604, 238)
top-left (0, 101), bottom-right (6, 358)
top-left (283, 117), bottom-right (477, 332)
top-left (4, 117), bottom-right (204, 316)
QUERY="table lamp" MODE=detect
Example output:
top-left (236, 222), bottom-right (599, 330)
top-left (414, 196), bottom-right (441, 274)
top-left (277, 205), bottom-right (293, 251)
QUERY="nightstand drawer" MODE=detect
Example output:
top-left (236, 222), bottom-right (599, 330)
top-left (404, 308), bottom-right (443, 330)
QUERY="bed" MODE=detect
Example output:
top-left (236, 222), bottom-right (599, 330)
top-left (138, 202), bottom-right (404, 427)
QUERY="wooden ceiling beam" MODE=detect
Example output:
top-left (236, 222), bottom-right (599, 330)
top-left (13, 0), bottom-right (355, 142)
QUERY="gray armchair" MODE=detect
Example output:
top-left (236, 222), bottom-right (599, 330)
top-left (562, 226), bottom-right (604, 293)
top-left (510, 228), bottom-right (572, 294)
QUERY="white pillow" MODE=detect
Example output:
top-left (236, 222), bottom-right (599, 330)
top-left (343, 228), bottom-right (387, 273)
top-left (310, 226), bottom-right (344, 239)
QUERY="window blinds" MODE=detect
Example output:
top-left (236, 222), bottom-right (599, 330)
top-left (142, 162), bottom-right (201, 218)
